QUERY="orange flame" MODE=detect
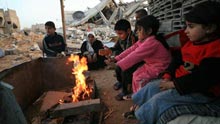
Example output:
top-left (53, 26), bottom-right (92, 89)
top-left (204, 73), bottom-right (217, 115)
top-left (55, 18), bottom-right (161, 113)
top-left (68, 54), bottom-right (92, 102)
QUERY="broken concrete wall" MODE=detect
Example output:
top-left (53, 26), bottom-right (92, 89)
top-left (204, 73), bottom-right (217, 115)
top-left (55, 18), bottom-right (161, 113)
top-left (31, 23), bottom-right (45, 33)
top-left (4, 9), bottom-right (20, 33)
top-left (65, 11), bottom-right (75, 25)
top-left (0, 9), bottom-right (4, 33)
top-left (0, 9), bottom-right (4, 26)
top-left (0, 57), bottom-right (74, 110)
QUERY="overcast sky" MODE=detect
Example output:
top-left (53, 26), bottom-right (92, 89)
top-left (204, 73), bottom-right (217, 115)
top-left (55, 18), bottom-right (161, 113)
top-left (0, 0), bottom-right (135, 28)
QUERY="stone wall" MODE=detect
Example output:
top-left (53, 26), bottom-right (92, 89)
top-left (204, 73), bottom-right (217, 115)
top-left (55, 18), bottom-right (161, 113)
top-left (0, 9), bottom-right (20, 34)
top-left (148, 0), bottom-right (219, 34)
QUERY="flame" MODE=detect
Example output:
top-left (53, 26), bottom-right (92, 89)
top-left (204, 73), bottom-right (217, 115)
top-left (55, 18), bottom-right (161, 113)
top-left (68, 54), bottom-right (92, 102)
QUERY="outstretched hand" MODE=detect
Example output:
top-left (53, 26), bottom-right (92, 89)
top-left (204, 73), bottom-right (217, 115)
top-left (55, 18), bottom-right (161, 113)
top-left (159, 79), bottom-right (175, 91)
top-left (56, 53), bottom-right (65, 57)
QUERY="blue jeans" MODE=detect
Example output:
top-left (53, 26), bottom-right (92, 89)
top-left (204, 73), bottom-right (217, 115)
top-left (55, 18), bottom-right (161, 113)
top-left (132, 79), bottom-right (212, 124)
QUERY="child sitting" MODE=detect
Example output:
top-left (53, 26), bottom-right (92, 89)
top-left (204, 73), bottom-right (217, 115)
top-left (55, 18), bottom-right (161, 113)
top-left (128, 1), bottom-right (220, 124)
top-left (42, 21), bottom-right (66, 57)
top-left (80, 32), bottom-right (106, 70)
top-left (102, 19), bottom-right (139, 100)
top-left (114, 15), bottom-right (171, 96)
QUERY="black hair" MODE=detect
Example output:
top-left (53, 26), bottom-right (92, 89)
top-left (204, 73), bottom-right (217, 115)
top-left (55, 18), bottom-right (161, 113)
top-left (135, 9), bottom-right (148, 16)
top-left (185, 1), bottom-right (220, 37)
top-left (45, 21), bottom-right (56, 29)
top-left (114, 19), bottom-right (131, 32)
top-left (136, 15), bottom-right (169, 50)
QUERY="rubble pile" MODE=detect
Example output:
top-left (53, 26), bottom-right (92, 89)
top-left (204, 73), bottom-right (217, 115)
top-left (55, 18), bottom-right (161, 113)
top-left (66, 23), bottom-right (117, 54)
top-left (0, 32), bottom-right (44, 71)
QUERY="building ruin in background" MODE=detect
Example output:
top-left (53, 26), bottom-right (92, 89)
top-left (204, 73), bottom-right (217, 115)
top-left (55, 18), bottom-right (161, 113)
top-left (67, 0), bottom-right (147, 27)
top-left (148, 0), bottom-right (220, 34)
top-left (0, 9), bottom-right (20, 34)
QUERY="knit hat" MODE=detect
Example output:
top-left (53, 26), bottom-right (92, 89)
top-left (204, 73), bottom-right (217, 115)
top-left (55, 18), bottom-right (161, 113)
top-left (185, 1), bottom-right (220, 25)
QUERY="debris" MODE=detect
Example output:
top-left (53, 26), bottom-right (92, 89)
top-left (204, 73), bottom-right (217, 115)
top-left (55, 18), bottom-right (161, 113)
top-left (0, 32), bottom-right (43, 71)
top-left (104, 108), bottom-right (114, 120)
top-left (40, 91), bottom-right (70, 112)
top-left (49, 99), bottom-right (101, 118)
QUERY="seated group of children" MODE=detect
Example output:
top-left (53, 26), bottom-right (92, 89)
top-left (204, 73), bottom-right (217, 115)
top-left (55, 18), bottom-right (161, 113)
top-left (103, 1), bottom-right (220, 124)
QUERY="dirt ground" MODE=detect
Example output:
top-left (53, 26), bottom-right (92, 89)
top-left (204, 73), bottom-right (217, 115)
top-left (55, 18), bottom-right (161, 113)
top-left (90, 69), bottom-right (139, 124)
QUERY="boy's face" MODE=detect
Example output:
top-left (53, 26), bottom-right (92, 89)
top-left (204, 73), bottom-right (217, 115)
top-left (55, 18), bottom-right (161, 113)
top-left (45, 26), bottom-right (56, 35)
top-left (115, 30), bottom-right (129, 40)
top-left (185, 21), bottom-right (208, 42)
top-left (135, 13), bottom-right (142, 21)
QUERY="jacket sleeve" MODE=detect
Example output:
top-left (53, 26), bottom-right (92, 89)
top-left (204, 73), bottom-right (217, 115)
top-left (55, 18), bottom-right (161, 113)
top-left (110, 40), bottom-right (123, 52)
top-left (116, 40), bottom-right (158, 71)
top-left (161, 49), bottom-right (183, 78)
top-left (174, 58), bottom-right (220, 95)
top-left (115, 41), bottom-right (139, 61)
top-left (94, 40), bottom-right (104, 54)
top-left (42, 38), bottom-right (57, 56)
top-left (60, 36), bottom-right (66, 51)
top-left (80, 41), bottom-right (88, 54)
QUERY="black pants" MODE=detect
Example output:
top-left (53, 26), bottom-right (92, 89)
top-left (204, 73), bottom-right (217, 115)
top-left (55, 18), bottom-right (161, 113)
top-left (80, 54), bottom-right (106, 70)
top-left (115, 62), bottom-right (144, 94)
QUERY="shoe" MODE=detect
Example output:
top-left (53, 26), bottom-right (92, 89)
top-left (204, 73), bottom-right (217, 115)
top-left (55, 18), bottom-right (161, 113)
top-left (123, 94), bottom-right (132, 101)
top-left (113, 82), bottom-right (122, 90)
top-left (129, 104), bottom-right (138, 111)
top-left (115, 92), bottom-right (126, 101)
top-left (122, 111), bottom-right (136, 119)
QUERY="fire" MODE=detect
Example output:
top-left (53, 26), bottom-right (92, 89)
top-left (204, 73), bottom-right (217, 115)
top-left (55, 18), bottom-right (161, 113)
top-left (68, 54), bottom-right (93, 102)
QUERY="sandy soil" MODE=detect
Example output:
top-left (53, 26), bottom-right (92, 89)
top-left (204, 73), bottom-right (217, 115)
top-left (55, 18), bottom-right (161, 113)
top-left (90, 69), bottom-right (139, 124)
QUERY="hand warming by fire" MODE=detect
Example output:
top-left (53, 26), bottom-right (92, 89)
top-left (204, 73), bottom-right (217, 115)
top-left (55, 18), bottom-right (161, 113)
top-left (64, 54), bottom-right (93, 102)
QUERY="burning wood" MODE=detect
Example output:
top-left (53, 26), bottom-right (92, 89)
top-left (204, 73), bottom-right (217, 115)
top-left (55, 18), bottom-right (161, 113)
top-left (49, 99), bottom-right (101, 118)
top-left (61, 54), bottom-right (93, 103)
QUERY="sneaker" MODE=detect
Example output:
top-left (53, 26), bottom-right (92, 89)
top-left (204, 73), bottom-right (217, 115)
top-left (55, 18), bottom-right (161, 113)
top-left (115, 92), bottom-right (126, 101)
top-left (113, 82), bottom-right (122, 90)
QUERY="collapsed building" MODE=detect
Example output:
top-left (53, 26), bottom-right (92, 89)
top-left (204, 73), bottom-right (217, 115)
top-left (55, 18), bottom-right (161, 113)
top-left (70, 0), bottom-right (147, 27)
top-left (31, 23), bottom-right (45, 33)
top-left (65, 11), bottom-right (75, 25)
top-left (64, 0), bottom-right (148, 51)
top-left (0, 9), bottom-right (20, 34)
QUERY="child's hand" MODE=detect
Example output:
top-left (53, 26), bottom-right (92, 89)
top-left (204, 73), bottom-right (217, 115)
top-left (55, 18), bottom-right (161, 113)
top-left (104, 59), bottom-right (111, 65)
top-left (105, 57), bottom-right (116, 65)
top-left (159, 80), bottom-right (175, 91)
top-left (109, 57), bottom-right (116, 62)
top-left (57, 53), bottom-right (65, 57)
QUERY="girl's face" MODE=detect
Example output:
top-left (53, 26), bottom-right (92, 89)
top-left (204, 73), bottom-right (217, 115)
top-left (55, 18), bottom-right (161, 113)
top-left (137, 26), bottom-right (150, 41)
top-left (185, 21), bottom-right (209, 43)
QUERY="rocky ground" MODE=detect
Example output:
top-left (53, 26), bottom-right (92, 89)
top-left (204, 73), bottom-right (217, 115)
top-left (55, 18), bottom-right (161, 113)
top-left (90, 69), bottom-right (138, 124)
top-left (0, 32), bottom-right (43, 72)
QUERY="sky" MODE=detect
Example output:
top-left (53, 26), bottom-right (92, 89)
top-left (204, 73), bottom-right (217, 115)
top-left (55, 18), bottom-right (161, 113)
top-left (0, 0), bottom-right (135, 29)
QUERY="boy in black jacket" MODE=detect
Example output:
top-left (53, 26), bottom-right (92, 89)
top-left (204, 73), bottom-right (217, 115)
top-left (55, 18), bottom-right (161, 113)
top-left (42, 21), bottom-right (66, 57)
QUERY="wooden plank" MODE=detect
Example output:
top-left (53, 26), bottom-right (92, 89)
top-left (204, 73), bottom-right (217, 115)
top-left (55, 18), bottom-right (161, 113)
top-left (40, 91), bottom-right (70, 112)
top-left (49, 99), bottom-right (101, 118)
